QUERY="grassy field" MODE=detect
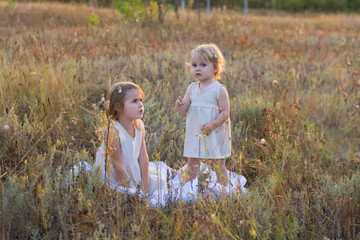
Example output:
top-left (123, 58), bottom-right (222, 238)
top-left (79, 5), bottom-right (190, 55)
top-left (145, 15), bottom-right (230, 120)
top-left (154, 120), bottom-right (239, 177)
top-left (1, 2), bottom-right (360, 239)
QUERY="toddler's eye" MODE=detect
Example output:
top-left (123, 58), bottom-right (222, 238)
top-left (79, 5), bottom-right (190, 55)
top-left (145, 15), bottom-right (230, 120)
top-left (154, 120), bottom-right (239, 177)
top-left (192, 64), bottom-right (197, 67)
top-left (201, 63), bottom-right (206, 67)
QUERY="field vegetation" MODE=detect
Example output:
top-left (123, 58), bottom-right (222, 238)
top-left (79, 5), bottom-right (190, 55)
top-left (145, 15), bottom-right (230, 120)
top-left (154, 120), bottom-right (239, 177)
top-left (16, 0), bottom-right (360, 12)
top-left (0, 2), bottom-right (360, 239)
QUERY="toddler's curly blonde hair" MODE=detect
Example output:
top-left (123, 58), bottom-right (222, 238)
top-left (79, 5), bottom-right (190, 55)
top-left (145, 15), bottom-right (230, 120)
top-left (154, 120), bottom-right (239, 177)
top-left (191, 43), bottom-right (225, 79)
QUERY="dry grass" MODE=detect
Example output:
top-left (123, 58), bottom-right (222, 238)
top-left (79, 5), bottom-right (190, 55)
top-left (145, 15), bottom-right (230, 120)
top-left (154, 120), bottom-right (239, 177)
top-left (0, 2), bottom-right (360, 239)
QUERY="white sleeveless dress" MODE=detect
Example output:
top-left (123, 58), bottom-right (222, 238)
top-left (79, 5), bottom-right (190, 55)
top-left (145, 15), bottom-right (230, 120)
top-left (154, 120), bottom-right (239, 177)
top-left (184, 81), bottom-right (231, 159)
top-left (95, 120), bottom-right (168, 194)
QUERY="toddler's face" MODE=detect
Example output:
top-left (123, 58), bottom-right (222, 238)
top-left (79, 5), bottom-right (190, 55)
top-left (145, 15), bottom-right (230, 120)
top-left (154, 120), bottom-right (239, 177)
top-left (191, 53), bottom-right (216, 82)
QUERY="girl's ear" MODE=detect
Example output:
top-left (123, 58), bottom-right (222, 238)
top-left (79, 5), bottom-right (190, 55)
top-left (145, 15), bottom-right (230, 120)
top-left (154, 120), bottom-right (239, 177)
top-left (213, 66), bottom-right (218, 74)
top-left (115, 103), bottom-right (122, 113)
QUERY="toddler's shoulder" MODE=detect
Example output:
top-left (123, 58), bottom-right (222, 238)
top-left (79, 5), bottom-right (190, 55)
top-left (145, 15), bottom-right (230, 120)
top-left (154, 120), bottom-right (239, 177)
top-left (187, 81), bottom-right (198, 94)
top-left (216, 81), bottom-right (229, 92)
top-left (188, 81), bottom-right (197, 89)
top-left (216, 80), bottom-right (227, 88)
top-left (214, 81), bottom-right (229, 99)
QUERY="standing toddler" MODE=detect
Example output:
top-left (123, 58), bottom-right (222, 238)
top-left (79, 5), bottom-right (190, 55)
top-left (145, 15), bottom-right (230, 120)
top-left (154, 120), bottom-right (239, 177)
top-left (175, 43), bottom-right (231, 185)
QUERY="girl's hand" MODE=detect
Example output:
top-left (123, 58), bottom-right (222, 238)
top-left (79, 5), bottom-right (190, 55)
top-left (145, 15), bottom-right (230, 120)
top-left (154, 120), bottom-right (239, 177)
top-left (201, 122), bottom-right (215, 135)
top-left (175, 96), bottom-right (184, 107)
top-left (175, 87), bottom-right (191, 114)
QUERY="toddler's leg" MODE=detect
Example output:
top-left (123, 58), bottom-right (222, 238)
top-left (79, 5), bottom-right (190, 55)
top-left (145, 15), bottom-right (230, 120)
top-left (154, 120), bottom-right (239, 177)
top-left (213, 159), bottom-right (229, 185)
top-left (187, 158), bottom-right (201, 182)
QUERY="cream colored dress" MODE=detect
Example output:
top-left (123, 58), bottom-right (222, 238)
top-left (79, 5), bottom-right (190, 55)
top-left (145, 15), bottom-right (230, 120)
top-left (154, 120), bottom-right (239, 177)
top-left (95, 120), bottom-right (168, 194)
top-left (184, 81), bottom-right (231, 159)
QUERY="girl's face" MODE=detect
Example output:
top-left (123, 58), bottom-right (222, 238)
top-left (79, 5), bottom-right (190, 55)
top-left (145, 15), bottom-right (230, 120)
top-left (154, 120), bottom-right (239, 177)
top-left (191, 52), bottom-right (217, 82)
top-left (116, 89), bottom-right (144, 121)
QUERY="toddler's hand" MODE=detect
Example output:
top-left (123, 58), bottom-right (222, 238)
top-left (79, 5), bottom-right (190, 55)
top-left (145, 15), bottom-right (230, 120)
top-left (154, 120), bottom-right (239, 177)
top-left (201, 122), bottom-right (215, 135)
top-left (175, 96), bottom-right (184, 107)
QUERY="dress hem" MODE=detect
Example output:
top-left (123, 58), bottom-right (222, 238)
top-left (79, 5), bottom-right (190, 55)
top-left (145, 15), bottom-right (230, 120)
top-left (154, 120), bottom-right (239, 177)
top-left (183, 154), bottom-right (231, 159)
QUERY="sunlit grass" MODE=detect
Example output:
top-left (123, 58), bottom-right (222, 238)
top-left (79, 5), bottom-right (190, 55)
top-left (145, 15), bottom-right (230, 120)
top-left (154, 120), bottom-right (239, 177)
top-left (0, 2), bottom-right (359, 239)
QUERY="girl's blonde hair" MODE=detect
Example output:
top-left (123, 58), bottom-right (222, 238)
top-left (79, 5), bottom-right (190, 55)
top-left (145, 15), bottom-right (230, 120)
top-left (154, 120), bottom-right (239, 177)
top-left (106, 82), bottom-right (144, 127)
top-left (191, 43), bottom-right (225, 79)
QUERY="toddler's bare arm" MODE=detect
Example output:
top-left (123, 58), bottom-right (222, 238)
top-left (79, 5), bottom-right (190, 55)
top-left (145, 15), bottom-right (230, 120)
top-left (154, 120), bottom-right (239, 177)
top-left (175, 87), bottom-right (191, 114)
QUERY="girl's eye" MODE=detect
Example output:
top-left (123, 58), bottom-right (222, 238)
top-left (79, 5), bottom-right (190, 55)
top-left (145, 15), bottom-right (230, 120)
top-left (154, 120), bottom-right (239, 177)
top-left (192, 64), bottom-right (197, 67)
top-left (201, 63), bottom-right (206, 67)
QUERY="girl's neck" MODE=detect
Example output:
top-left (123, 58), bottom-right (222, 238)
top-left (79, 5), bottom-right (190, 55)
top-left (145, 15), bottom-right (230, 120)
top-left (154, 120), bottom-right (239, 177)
top-left (198, 78), bottom-right (215, 90)
top-left (117, 117), bottom-right (135, 138)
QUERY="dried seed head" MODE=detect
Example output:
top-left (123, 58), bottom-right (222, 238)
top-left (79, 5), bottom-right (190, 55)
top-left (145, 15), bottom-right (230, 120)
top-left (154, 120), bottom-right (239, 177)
top-left (2, 123), bottom-right (10, 131)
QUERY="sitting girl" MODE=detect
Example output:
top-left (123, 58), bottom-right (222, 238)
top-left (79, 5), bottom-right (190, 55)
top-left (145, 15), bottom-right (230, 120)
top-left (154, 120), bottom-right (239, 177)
top-left (95, 82), bottom-right (168, 194)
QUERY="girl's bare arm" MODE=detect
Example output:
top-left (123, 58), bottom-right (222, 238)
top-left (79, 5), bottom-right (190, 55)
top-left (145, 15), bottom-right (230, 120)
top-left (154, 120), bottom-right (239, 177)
top-left (175, 86), bottom-right (191, 114)
top-left (105, 128), bottom-right (129, 187)
top-left (138, 127), bottom-right (150, 193)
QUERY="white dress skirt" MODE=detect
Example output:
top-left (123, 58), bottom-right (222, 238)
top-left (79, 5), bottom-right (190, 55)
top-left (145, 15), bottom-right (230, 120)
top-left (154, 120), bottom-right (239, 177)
top-left (184, 81), bottom-right (231, 159)
top-left (75, 160), bottom-right (247, 207)
top-left (81, 118), bottom-right (246, 207)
